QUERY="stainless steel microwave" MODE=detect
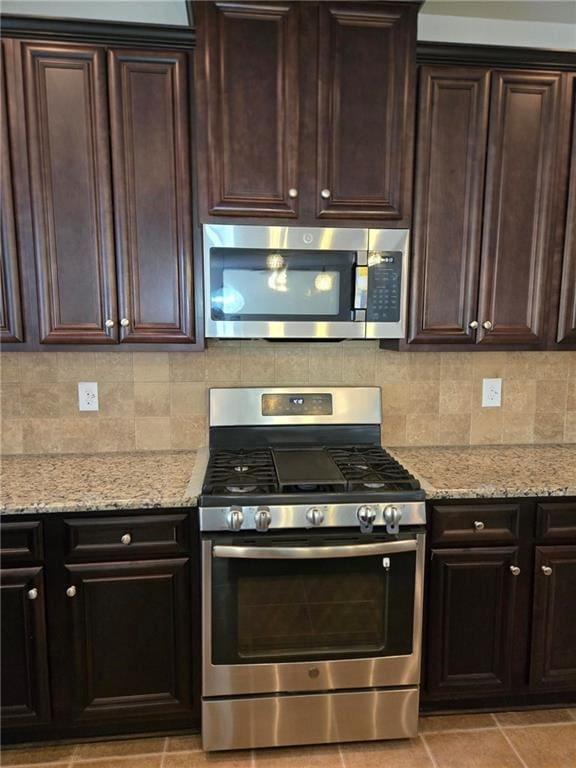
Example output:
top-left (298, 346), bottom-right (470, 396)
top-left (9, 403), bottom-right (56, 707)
top-left (203, 225), bottom-right (409, 340)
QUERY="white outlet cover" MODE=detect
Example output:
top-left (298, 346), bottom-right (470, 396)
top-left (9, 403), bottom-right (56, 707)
top-left (78, 381), bottom-right (99, 411)
top-left (482, 377), bottom-right (502, 408)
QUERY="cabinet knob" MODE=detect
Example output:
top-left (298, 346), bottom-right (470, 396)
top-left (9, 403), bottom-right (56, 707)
top-left (105, 319), bottom-right (115, 328)
top-left (473, 520), bottom-right (485, 531)
top-left (288, 188), bottom-right (298, 199)
top-left (469, 320), bottom-right (479, 330)
top-left (482, 320), bottom-right (493, 330)
top-left (510, 565), bottom-right (521, 576)
top-left (66, 586), bottom-right (77, 598)
top-left (541, 565), bottom-right (552, 576)
top-left (120, 318), bottom-right (130, 327)
top-left (27, 587), bottom-right (38, 601)
top-left (321, 188), bottom-right (331, 199)
top-left (121, 533), bottom-right (132, 545)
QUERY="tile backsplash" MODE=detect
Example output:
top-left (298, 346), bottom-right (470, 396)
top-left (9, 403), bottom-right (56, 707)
top-left (1, 342), bottom-right (575, 455)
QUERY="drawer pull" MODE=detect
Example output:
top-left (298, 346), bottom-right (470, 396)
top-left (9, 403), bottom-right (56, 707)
top-left (27, 587), bottom-right (38, 600)
top-left (542, 565), bottom-right (553, 576)
top-left (66, 586), bottom-right (77, 598)
top-left (121, 533), bottom-right (132, 545)
top-left (510, 565), bottom-right (521, 576)
top-left (473, 520), bottom-right (485, 531)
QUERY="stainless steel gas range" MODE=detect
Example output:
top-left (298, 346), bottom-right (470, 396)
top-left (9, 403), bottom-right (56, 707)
top-left (197, 387), bottom-right (426, 751)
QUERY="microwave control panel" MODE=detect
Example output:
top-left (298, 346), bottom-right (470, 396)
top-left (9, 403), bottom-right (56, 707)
top-left (366, 251), bottom-right (402, 323)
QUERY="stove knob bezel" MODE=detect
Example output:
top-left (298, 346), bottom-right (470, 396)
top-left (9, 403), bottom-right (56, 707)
top-left (357, 504), bottom-right (377, 527)
top-left (226, 506), bottom-right (244, 531)
top-left (306, 507), bottom-right (325, 526)
top-left (255, 506), bottom-right (272, 532)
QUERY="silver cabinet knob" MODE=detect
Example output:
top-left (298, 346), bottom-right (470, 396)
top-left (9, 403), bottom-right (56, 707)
top-left (255, 507), bottom-right (272, 532)
top-left (320, 188), bottom-right (331, 199)
top-left (306, 507), bottom-right (324, 526)
top-left (469, 320), bottom-right (479, 329)
top-left (542, 565), bottom-right (553, 576)
top-left (288, 188), bottom-right (298, 199)
top-left (27, 587), bottom-right (38, 600)
top-left (510, 565), bottom-right (521, 576)
top-left (474, 520), bottom-right (485, 531)
top-left (105, 319), bottom-right (115, 328)
top-left (121, 533), bottom-right (132, 545)
top-left (120, 318), bottom-right (130, 327)
top-left (482, 320), bottom-right (493, 330)
top-left (66, 586), bottom-right (77, 598)
top-left (226, 507), bottom-right (244, 531)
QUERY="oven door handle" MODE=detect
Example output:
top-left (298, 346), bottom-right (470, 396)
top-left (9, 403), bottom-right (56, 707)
top-left (212, 539), bottom-right (418, 560)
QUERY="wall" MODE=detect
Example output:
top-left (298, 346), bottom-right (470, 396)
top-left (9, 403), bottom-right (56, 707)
top-left (1, 344), bottom-right (575, 455)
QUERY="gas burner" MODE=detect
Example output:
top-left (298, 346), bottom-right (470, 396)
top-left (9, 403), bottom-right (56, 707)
top-left (225, 485), bottom-right (258, 494)
top-left (234, 465), bottom-right (249, 473)
top-left (364, 482), bottom-right (385, 489)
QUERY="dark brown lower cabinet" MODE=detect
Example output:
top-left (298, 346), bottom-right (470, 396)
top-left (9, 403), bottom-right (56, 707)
top-left (530, 546), bottom-right (576, 689)
top-left (427, 547), bottom-right (519, 697)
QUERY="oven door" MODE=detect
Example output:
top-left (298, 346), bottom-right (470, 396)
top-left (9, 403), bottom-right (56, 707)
top-left (203, 225), bottom-right (368, 339)
top-left (202, 533), bottom-right (425, 697)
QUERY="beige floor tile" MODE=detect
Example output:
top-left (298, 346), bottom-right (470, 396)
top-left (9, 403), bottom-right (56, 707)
top-left (341, 737), bottom-right (432, 768)
top-left (166, 735), bottom-right (202, 753)
top-left (164, 750), bottom-right (254, 767)
top-left (419, 713), bottom-right (497, 733)
top-left (504, 724), bottom-right (576, 768)
top-left (494, 708), bottom-right (574, 727)
top-left (0, 745), bottom-right (76, 765)
top-left (423, 730), bottom-right (523, 768)
top-left (74, 738), bottom-right (166, 759)
top-left (71, 759), bottom-right (161, 768)
top-left (568, 708), bottom-right (576, 721)
top-left (255, 743), bottom-right (342, 767)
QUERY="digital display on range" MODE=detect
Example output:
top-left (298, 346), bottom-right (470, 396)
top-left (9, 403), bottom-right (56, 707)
top-left (261, 394), bottom-right (333, 416)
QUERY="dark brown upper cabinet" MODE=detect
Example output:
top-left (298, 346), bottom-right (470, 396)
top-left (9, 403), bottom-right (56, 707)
top-left (108, 49), bottom-right (195, 344)
top-left (0, 41), bottom-right (24, 343)
top-left (22, 42), bottom-right (118, 345)
top-left (195, 0), bottom-right (418, 225)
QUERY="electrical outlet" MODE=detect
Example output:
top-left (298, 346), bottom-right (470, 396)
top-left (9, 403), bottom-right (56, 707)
top-left (78, 382), bottom-right (99, 411)
top-left (482, 378), bottom-right (502, 408)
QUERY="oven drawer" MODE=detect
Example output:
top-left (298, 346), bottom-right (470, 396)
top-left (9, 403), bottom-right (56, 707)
top-left (0, 521), bottom-right (43, 563)
top-left (536, 501), bottom-right (576, 541)
top-left (64, 513), bottom-right (190, 559)
top-left (430, 503), bottom-right (520, 545)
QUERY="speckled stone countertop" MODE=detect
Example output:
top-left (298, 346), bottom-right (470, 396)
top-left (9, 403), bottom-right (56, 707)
top-left (0, 451), bottom-right (203, 515)
top-left (390, 444), bottom-right (576, 499)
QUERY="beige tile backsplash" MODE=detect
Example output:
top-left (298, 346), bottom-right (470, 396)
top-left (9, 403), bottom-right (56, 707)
top-left (1, 343), bottom-right (575, 455)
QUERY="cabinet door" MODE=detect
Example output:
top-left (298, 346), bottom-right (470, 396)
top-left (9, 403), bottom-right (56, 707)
top-left (62, 558), bottom-right (193, 724)
top-left (530, 545), bottom-right (576, 690)
top-left (477, 71), bottom-right (562, 346)
top-left (109, 50), bottom-right (195, 343)
top-left (427, 548), bottom-right (519, 697)
top-left (409, 66), bottom-right (489, 344)
top-left (196, 1), bottom-right (299, 217)
top-left (22, 42), bottom-right (117, 344)
top-left (1, 566), bottom-right (51, 727)
top-left (557, 74), bottom-right (576, 345)
top-left (316, 2), bottom-right (417, 221)
top-left (1, 41), bottom-right (24, 343)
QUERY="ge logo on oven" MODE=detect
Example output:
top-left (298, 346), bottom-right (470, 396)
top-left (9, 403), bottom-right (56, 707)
top-left (303, 233), bottom-right (314, 244)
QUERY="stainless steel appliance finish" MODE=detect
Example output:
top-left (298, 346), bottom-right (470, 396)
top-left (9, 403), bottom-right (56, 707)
top-left (203, 224), bottom-right (409, 339)
top-left (202, 688), bottom-right (419, 751)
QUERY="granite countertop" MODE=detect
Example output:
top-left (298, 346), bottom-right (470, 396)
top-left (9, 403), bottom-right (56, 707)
top-left (0, 450), bottom-right (204, 515)
top-left (390, 444), bottom-right (576, 499)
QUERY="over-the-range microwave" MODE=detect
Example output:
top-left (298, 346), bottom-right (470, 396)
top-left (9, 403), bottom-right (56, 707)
top-left (203, 224), bottom-right (409, 340)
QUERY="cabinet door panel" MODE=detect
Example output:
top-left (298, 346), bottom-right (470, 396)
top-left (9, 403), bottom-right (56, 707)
top-left (1, 41), bottom-right (24, 343)
top-left (1, 567), bottom-right (51, 727)
top-left (427, 548), bottom-right (519, 697)
top-left (530, 545), bottom-right (576, 690)
top-left (477, 71), bottom-right (562, 346)
top-left (557, 74), bottom-right (576, 345)
top-left (22, 42), bottom-right (117, 344)
top-left (316, 2), bottom-right (417, 220)
top-left (64, 558), bottom-right (193, 724)
top-left (197, 1), bottom-right (299, 217)
top-left (409, 67), bottom-right (489, 344)
top-left (109, 50), bottom-right (195, 343)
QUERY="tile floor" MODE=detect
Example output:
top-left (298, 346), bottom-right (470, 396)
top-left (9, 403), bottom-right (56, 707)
top-left (2, 710), bottom-right (576, 768)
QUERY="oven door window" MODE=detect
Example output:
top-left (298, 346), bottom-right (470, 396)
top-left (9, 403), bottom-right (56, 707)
top-left (209, 248), bottom-right (355, 322)
top-left (211, 543), bottom-right (416, 664)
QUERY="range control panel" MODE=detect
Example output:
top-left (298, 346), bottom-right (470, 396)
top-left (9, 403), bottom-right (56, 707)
top-left (262, 393), bottom-right (333, 416)
top-left (367, 251), bottom-right (402, 323)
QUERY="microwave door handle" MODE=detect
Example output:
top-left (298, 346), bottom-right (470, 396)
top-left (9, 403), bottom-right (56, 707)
top-left (212, 539), bottom-right (417, 560)
top-left (354, 264), bottom-right (368, 314)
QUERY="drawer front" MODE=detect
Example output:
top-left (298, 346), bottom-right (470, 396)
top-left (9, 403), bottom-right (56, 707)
top-left (64, 513), bottom-right (190, 559)
top-left (536, 502), bottom-right (576, 541)
top-left (430, 504), bottom-right (520, 545)
top-left (0, 521), bottom-right (43, 563)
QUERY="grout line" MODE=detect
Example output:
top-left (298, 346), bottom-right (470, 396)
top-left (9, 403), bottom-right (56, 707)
top-left (419, 734), bottom-right (440, 768)
top-left (159, 737), bottom-right (168, 768)
top-left (495, 719), bottom-right (530, 768)
top-left (495, 719), bottom-right (576, 730)
top-left (336, 742), bottom-right (346, 768)
top-left (418, 725), bottom-right (500, 735)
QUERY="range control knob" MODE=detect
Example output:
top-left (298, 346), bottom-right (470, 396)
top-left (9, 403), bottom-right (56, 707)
top-left (226, 507), bottom-right (244, 531)
top-left (357, 505), bottom-right (377, 527)
top-left (306, 507), bottom-right (324, 526)
top-left (383, 504), bottom-right (402, 529)
top-left (255, 507), bottom-right (272, 532)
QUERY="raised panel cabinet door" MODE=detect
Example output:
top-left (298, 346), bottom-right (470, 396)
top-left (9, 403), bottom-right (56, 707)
top-left (22, 42), bottom-right (117, 344)
top-left (316, 2), bottom-right (418, 220)
top-left (557, 74), bottom-right (576, 345)
top-left (477, 70), bottom-right (562, 346)
top-left (427, 547), bottom-right (519, 697)
top-left (62, 558), bottom-right (193, 724)
top-left (0, 566), bottom-right (51, 727)
top-left (409, 67), bottom-right (489, 344)
top-left (530, 545), bottom-right (576, 690)
top-left (195, 1), bottom-right (299, 217)
top-left (1, 41), bottom-right (24, 342)
top-left (109, 50), bottom-right (195, 343)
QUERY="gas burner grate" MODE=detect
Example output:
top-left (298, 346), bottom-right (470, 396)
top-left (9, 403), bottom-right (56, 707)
top-left (203, 448), bottom-right (278, 495)
top-left (327, 446), bottom-right (420, 491)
